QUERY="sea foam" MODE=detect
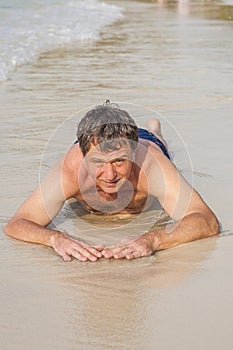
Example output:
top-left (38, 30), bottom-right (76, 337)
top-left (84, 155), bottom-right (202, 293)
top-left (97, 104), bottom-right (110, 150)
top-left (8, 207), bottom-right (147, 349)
top-left (0, 0), bottom-right (123, 81)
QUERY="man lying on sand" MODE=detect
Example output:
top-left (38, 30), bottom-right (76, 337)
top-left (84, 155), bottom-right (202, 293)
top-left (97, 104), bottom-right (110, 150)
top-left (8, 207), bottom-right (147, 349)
top-left (4, 101), bottom-right (219, 261)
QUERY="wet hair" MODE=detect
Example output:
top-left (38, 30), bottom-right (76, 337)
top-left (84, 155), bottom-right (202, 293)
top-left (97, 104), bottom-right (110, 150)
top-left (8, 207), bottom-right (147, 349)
top-left (77, 101), bottom-right (138, 155)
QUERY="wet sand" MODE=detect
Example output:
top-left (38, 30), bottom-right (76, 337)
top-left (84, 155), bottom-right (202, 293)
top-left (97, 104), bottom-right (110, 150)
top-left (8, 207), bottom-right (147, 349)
top-left (1, 0), bottom-right (233, 349)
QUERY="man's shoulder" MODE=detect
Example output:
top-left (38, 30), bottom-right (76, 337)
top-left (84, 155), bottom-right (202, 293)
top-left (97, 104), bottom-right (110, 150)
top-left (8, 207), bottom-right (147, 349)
top-left (56, 144), bottom-right (84, 198)
top-left (137, 139), bottom-right (170, 167)
top-left (62, 143), bottom-right (83, 173)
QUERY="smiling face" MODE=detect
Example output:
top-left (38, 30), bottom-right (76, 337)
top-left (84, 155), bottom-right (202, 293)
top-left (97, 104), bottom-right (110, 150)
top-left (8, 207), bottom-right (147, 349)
top-left (85, 143), bottom-right (134, 194)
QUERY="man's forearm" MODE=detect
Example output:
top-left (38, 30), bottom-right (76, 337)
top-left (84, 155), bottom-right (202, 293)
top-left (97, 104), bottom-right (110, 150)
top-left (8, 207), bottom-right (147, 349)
top-left (152, 212), bottom-right (220, 251)
top-left (4, 218), bottom-right (104, 262)
top-left (4, 218), bottom-right (61, 247)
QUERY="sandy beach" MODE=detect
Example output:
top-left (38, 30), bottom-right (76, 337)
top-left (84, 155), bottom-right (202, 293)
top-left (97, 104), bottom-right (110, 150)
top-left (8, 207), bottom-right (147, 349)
top-left (0, 0), bottom-right (233, 349)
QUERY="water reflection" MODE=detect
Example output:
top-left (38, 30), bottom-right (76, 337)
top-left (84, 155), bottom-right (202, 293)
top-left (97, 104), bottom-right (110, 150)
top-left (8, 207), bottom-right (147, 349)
top-left (156, 0), bottom-right (233, 20)
top-left (55, 237), bottom-right (217, 348)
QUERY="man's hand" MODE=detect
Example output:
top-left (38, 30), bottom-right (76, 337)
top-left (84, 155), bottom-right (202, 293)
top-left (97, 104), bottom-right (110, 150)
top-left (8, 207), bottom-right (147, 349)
top-left (50, 232), bottom-right (104, 262)
top-left (102, 233), bottom-right (155, 260)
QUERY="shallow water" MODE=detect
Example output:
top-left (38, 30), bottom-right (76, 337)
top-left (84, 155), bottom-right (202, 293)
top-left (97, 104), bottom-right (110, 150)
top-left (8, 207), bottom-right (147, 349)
top-left (0, 0), bottom-right (122, 81)
top-left (1, 0), bottom-right (233, 349)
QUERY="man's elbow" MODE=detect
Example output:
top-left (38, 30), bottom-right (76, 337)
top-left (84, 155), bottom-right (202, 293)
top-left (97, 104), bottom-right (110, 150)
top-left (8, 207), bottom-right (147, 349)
top-left (4, 219), bottom-right (17, 237)
top-left (206, 213), bottom-right (220, 237)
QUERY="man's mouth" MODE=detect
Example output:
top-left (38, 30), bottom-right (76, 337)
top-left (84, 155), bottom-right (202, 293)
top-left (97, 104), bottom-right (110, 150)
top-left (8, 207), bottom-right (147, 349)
top-left (101, 179), bottom-right (120, 186)
top-left (97, 178), bottom-right (123, 189)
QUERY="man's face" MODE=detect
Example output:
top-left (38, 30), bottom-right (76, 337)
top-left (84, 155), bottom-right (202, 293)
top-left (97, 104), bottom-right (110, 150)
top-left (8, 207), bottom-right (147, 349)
top-left (85, 143), bottom-right (134, 194)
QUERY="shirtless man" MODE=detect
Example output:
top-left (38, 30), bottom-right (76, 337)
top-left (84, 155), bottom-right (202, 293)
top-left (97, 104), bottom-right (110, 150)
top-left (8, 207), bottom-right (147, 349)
top-left (4, 102), bottom-right (219, 261)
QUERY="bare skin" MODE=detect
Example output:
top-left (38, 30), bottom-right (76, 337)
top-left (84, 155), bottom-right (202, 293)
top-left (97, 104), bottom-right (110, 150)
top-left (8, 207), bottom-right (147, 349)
top-left (147, 118), bottom-right (168, 149)
top-left (4, 119), bottom-right (220, 261)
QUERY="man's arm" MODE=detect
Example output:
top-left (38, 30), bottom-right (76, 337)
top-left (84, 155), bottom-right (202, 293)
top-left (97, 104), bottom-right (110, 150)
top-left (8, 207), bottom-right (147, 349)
top-left (151, 192), bottom-right (219, 251)
top-left (4, 156), bottom-right (103, 261)
top-left (102, 207), bottom-right (219, 260)
top-left (149, 151), bottom-right (220, 249)
top-left (102, 150), bottom-right (220, 259)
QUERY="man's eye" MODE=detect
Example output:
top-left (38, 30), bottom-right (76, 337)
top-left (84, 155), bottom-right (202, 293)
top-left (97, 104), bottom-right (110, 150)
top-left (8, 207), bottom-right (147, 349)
top-left (90, 160), bottom-right (103, 166)
top-left (115, 159), bottom-right (125, 165)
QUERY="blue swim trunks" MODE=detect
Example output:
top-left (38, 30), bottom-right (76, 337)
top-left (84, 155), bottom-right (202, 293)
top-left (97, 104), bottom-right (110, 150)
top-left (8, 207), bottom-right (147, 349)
top-left (138, 128), bottom-right (170, 159)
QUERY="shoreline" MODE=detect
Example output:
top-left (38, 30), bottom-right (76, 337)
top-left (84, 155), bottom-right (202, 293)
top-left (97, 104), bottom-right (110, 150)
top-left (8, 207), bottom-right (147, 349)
top-left (1, 1), bottom-right (233, 349)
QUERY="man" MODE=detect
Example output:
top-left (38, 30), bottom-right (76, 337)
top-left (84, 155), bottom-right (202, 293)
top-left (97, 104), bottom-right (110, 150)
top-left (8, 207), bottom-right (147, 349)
top-left (4, 102), bottom-right (219, 261)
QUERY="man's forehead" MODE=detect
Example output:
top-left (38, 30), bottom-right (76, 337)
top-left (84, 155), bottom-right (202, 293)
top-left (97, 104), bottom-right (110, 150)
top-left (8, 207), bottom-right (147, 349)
top-left (86, 143), bottom-right (131, 160)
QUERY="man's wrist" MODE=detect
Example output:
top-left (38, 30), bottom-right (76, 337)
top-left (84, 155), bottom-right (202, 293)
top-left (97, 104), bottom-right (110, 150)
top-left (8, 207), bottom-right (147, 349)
top-left (153, 232), bottom-right (161, 251)
top-left (49, 230), bottom-right (64, 247)
top-left (144, 230), bottom-right (161, 252)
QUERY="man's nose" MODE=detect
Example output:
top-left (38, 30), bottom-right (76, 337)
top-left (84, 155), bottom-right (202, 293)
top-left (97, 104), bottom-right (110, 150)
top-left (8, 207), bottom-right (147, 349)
top-left (102, 162), bottom-right (117, 180)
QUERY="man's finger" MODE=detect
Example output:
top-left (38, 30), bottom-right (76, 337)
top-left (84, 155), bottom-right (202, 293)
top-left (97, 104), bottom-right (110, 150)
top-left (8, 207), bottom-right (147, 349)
top-left (70, 241), bottom-right (101, 260)
top-left (70, 249), bottom-right (89, 262)
top-left (79, 242), bottom-right (104, 257)
top-left (132, 251), bottom-right (142, 259)
top-left (61, 252), bottom-right (73, 262)
top-left (93, 245), bottom-right (105, 251)
top-left (113, 248), bottom-right (133, 259)
top-left (87, 246), bottom-right (104, 258)
top-left (102, 251), bottom-right (113, 258)
top-left (74, 246), bottom-right (98, 261)
top-left (102, 245), bottom-right (124, 254)
top-left (125, 253), bottom-right (135, 260)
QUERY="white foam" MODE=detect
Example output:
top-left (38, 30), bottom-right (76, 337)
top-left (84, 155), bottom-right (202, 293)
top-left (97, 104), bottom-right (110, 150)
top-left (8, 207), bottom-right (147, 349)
top-left (0, 0), bottom-right (123, 81)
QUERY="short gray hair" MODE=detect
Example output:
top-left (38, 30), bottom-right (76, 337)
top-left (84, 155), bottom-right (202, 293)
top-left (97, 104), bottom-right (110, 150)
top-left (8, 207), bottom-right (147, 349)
top-left (77, 102), bottom-right (138, 155)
